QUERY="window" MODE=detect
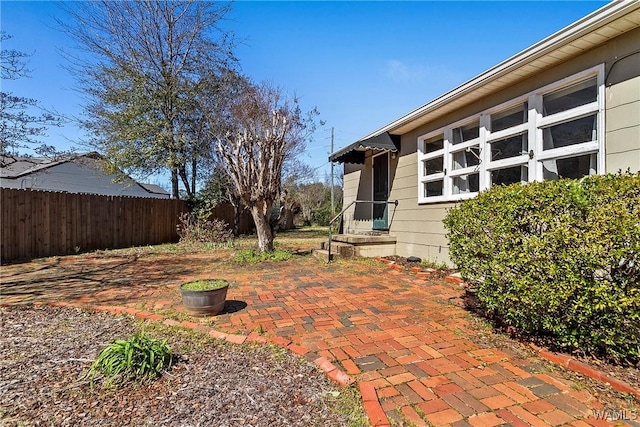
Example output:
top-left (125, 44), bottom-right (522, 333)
top-left (424, 157), bottom-right (443, 175)
top-left (491, 103), bottom-right (527, 132)
top-left (542, 77), bottom-right (597, 116)
top-left (418, 134), bottom-right (446, 201)
top-left (542, 115), bottom-right (597, 150)
top-left (491, 165), bottom-right (527, 187)
top-left (491, 134), bottom-right (528, 161)
top-left (424, 180), bottom-right (443, 197)
top-left (452, 122), bottom-right (479, 144)
top-left (542, 153), bottom-right (596, 180)
top-left (535, 72), bottom-right (601, 182)
top-left (418, 65), bottom-right (604, 203)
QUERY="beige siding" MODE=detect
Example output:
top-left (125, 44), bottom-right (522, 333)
top-left (605, 75), bottom-right (640, 173)
top-left (342, 159), bottom-right (376, 234)
top-left (385, 152), bottom-right (454, 264)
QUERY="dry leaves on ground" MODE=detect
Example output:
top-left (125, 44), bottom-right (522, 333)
top-left (0, 306), bottom-right (361, 427)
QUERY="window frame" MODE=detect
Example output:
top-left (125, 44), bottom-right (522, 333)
top-left (417, 131), bottom-right (447, 202)
top-left (417, 65), bottom-right (605, 204)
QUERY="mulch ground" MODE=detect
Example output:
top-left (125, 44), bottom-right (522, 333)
top-left (0, 305), bottom-right (359, 426)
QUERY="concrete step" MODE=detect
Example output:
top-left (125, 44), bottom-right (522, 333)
top-left (320, 241), bottom-right (356, 258)
top-left (332, 234), bottom-right (396, 245)
top-left (325, 234), bottom-right (396, 258)
top-left (312, 248), bottom-right (334, 262)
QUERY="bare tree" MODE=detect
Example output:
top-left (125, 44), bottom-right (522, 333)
top-left (295, 182), bottom-right (328, 225)
top-left (1, 33), bottom-right (63, 158)
top-left (203, 76), bottom-right (318, 252)
top-left (59, 1), bottom-right (235, 199)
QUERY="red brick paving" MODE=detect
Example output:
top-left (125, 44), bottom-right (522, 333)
top-left (1, 252), bottom-right (637, 426)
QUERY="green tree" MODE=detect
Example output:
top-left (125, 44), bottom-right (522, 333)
top-left (0, 33), bottom-right (63, 158)
top-left (59, 1), bottom-right (235, 199)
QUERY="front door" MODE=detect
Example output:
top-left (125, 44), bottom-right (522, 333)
top-left (372, 152), bottom-right (389, 230)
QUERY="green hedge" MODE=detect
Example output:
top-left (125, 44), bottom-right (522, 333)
top-left (443, 173), bottom-right (640, 365)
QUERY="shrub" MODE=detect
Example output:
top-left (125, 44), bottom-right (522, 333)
top-left (444, 172), bottom-right (640, 365)
top-left (177, 208), bottom-right (233, 245)
top-left (85, 332), bottom-right (173, 388)
top-left (312, 204), bottom-right (334, 226)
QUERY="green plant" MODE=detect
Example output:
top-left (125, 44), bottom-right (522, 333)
top-left (176, 203), bottom-right (234, 244)
top-left (181, 279), bottom-right (228, 291)
top-left (85, 332), bottom-right (173, 388)
top-left (234, 248), bottom-right (293, 263)
top-left (420, 259), bottom-right (449, 270)
top-left (444, 172), bottom-right (640, 365)
top-left (325, 385), bottom-right (368, 427)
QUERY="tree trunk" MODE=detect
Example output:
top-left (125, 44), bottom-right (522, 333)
top-left (250, 203), bottom-right (274, 252)
top-left (231, 203), bottom-right (241, 237)
top-left (228, 192), bottom-right (242, 236)
top-left (178, 166), bottom-right (193, 200)
top-left (191, 157), bottom-right (197, 196)
top-left (171, 168), bottom-right (179, 199)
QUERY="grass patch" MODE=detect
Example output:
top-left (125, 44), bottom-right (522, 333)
top-left (420, 258), bottom-right (449, 270)
top-left (181, 279), bottom-right (228, 291)
top-left (76, 226), bottom-right (326, 259)
top-left (327, 386), bottom-right (369, 427)
top-left (234, 248), bottom-right (293, 263)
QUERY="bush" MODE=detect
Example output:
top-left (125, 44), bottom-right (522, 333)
top-left (443, 172), bottom-right (640, 365)
top-left (177, 208), bottom-right (233, 245)
top-left (312, 204), bottom-right (333, 226)
top-left (85, 332), bottom-right (173, 388)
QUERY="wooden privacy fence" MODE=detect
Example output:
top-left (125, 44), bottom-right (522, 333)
top-left (207, 203), bottom-right (254, 236)
top-left (1, 188), bottom-right (188, 263)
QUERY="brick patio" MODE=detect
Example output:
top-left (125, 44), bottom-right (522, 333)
top-left (1, 252), bottom-right (637, 426)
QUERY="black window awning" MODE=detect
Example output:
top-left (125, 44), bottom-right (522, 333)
top-left (329, 132), bottom-right (401, 164)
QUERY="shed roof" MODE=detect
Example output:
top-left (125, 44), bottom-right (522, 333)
top-left (329, 133), bottom-right (400, 164)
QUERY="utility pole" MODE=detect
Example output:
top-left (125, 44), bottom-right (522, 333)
top-left (330, 127), bottom-right (335, 216)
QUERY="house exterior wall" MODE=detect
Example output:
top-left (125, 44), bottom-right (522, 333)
top-left (342, 157), bottom-right (375, 234)
top-left (0, 161), bottom-right (163, 198)
top-left (387, 150), bottom-right (455, 263)
top-left (341, 163), bottom-right (363, 232)
top-left (604, 27), bottom-right (640, 172)
top-left (340, 27), bottom-right (640, 265)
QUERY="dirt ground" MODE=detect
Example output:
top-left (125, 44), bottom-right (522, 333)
top-left (0, 305), bottom-right (364, 427)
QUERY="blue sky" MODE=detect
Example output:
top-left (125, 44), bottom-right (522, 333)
top-left (2, 1), bottom-right (607, 189)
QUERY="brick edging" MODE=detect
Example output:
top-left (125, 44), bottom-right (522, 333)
top-left (14, 302), bottom-right (387, 424)
top-left (531, 344), bottom-right (640, 401)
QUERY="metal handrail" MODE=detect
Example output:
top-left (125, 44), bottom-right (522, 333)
top-left (327, 199), bottom-right (398, 263)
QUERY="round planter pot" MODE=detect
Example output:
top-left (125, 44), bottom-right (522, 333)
top-left (180, 280), bottom-right (229, 317)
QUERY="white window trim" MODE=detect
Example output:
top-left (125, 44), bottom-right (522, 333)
top-left (417, 64), bottom-right (605, 204)
top-left (417, 130), bottom-right (447, 202)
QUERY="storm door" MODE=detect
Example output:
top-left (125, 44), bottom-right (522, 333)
top-left (372, 152), bottom-right (389, 230)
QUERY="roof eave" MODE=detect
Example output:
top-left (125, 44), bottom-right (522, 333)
top-left (351, 0), bottom-right (640, 143)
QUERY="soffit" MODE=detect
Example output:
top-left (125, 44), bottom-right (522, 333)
top-left (381, 5), bottom-right (640, 136)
